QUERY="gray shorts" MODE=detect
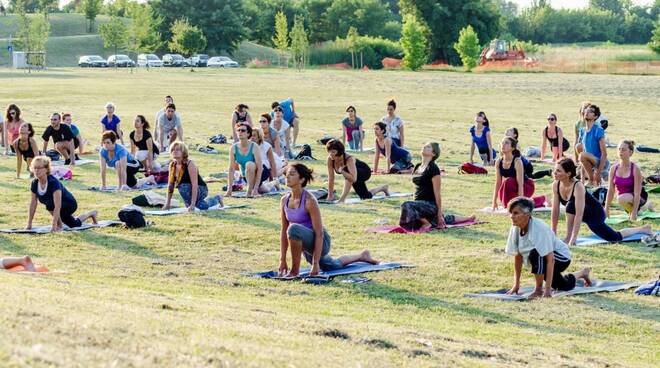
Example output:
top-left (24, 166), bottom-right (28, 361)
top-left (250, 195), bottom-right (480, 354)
top-left (287, 223), bottom-right (342, 271)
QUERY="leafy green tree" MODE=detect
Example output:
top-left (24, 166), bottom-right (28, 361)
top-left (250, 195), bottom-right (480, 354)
top-left (14, 0), bottom-right (50, 68)
top-left (37, 0), bottom-right (57, 18)
top-left (272, 10), bottom-right (289, 66)
top-left (325, 0), bottom-right (395, 40)
top-left (9, 0), bottom-right (39, 13)
top-left (346, 26), bottom-right (359, 68)
top-left (81, 0), bottom-right (102, 32)
top-left (127, 3), bottom-right (164, 60)
top-left (400, 14), bottom-right (428, 71)
top-left (453, 25), bottom-right (480, 71)
top-left (289, 14), bottom-right (308, 70)
top-left (98, 15), bottom-right (128, 62)
top-left (151, 0), bottom-right (247, 53)
top-left (589, 0), bottom-right (628, 15)
top-left (650, 16), bottom-right (660, 54)
top-left (169, 18), bottom-right (207, 69)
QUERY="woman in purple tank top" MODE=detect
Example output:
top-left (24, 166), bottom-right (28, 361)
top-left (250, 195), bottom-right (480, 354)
top-left (605, 140), bottom-right (653, 221)
top-left (278, 163), bottom-right (380, 277)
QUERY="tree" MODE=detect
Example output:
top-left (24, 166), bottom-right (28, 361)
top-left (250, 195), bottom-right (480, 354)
top-left (400, 14), bottom-right (428, 71)
top-left (151, 0), bottom-right (247, 53)
top-left (169, 18), bottom-right (207, 69)
top-left (81, 0), bottom-right (102, 33)
top-left (9, 0), bottom-right (38, 12)
top-left (127, 3), bottom-right (164, 61)
top-left (37, 0), bottom-right (57, 18)
top-left (650, 16), bottom-right (660, 54)
top-left (589, 0), bottom-right (628, 15)
top-left (325, 0), bottom-right (395, 40)
top-left (453, 25), bottom-right (480, 71)
top-left (98, 15), bottom-right (128, 63)
top-left (289, 14), bottom-right (308, 70)
top-left (346, 26), bottom-right (359, 68)
top-left (400, 0), bottom-right (500, 64)
top-left (272, 10), bottom-right (289, 67)
top-left (14, 0), bottom-right (50, 68)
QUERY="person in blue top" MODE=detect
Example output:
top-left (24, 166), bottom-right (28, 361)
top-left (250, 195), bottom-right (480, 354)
top-left (271, 98), bottom-right (300, 147)
top-left (27, 156), bottom-right (98, 232)
top-left (226, 123), bottom-right (263, 198)
top-left (99, 131), bottom-right (156, 191)
top-left (101, 102), bottom-right (124, 145)
top-left (372, 122), bottom-right (413, 174)
top-left (469, 111), bottom-right (495, 166)
top-left (576, 104), bottom-right (608, 186)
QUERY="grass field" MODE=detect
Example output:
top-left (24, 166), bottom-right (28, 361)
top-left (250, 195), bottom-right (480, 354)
top-left (0, 68), bottom-right (658, 367)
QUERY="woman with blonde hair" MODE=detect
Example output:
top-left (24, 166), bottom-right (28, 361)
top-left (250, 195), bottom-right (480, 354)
top-left (605, 140), bottom-right (654, 221)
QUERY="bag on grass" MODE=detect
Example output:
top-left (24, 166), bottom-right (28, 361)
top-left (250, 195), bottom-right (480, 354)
top-left (317, 136), bottom-right (335, 146)
top-left (118, 205), bottom-right (147, 228)
top-left (459, 162), bottom-right (488, 174)
top-left (45, 149), bottom-right (61, 162)
top-left (294, 144), bottom-right (315, 160)
top-left (153, 170), bottom-right (169, 184)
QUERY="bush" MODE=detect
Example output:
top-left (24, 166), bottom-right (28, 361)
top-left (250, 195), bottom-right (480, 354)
top-left (401, 15), bottom-right (428, 71)
top-left (308, 36), bottom-right (402, 69)
top-left (513, 40), bottom-right (540, 54)
top-left (453, 25), bottom-right (480, 71)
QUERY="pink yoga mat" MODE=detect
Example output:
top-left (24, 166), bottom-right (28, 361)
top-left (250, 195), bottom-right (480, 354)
top-left (366, 219), bottom-right (485, 234)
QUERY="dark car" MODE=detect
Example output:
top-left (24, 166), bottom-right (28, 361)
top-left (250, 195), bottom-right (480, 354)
top-left (191, 54), bottom-right (209, 67)
top-left (162, 54), bottom-right (189, 67)
top-left (78, 55), bottom-right (108, 68)
top-left (107, 54), bottom-right (135, 68)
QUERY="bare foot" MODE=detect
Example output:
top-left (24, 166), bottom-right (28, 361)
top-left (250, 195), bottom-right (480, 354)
top-left (579, 267), bottom-right (592, 287)
top-left (419, 223), bottom-right (433, 231)
top-left (383, 185), bottom-right (390, 196)
top-left (216, 195), bottom-right (224, 208)
top-left (285, 271), bottom-right (299, 278)
top-left (467, 215), bottom-right (476, 222)
top-left (641, 225), bottom-right (654, 235)
top-left (360, 250), bottom-right (379, 265)
top-left (22, 256), bottom-right (36, 272)
top-left (90, 210), bottom-right (98, 224)
top-left (528, 289), bottom-right (543, 299)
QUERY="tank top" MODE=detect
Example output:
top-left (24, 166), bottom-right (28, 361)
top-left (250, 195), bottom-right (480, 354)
top-left (234, 142), bottom-right (256, 175)
top-left (16, 138), bottom-right (35, 158)
top-left (498, 157), bottom-right (522, 179)
top-left (175, 161), bottom-right (207, 187)
top-left (613, 162), bottom-right (635, 195)
top-left (284, 190), bottom-right (313, 230)
top-left (376, 139), bottom-right (408, 164)
top-left (557, 181), bottom-right (602, 218)
top-left (7, 121), bottom-right (21, 142)
top-left (234, 111), bottom-right (248, 123)
top-left (545, 126), bottom-right (559, 147)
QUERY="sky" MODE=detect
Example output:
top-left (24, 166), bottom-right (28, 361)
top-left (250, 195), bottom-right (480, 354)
top-left (510, 0), bottom-right (654, 9)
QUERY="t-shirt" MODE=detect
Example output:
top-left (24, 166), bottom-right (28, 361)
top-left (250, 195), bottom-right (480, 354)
top-left (101, 115), bottom-right (121, 133)
top-left (69, 124), bottom-right (80, 136)
top-left (470, 125), bottom-right (490, 150)
top-left (259, 141), bottom-right (283, 171)
top-left (270, 120), bottom-right (290, 152)
top-left (574, 119), bottom-right (601, 138)
top-left (412, 161), bottom-right (441, 202)
top-left (158, 113), bottom-right (182, 133)
top-left (506, 217), bottom-right (571, 267)
top-left (100, 143), bottom-right (138, 168)
top-left (278, 98), bottom-right (295, 123)
top-left (155, 109), bottom-right (182, 125)
top-left (381, 115), bottom-right (403, 140)
top-left (578, 124), bottom-right (605, 158)
top-left (341, 117), bottom-right (363, 142)
top-left (129, 130), bottom-right (159, 154)
top-left (42, 124), bottom-right (74, 143)
top-left (30, 175), bottom-right (76, 211)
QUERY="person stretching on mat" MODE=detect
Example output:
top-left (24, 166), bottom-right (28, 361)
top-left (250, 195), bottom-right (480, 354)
top-left (504, 127), bottom-right (552, 180)
top-left (0, 255), bottom-right (36, 272)
top-left (576, 104), bottom-right (608, 186)
top-left (325, 139), bottom-right (389, 203)
top-left (101, 102), bottom-right (124, 145)
top-left (42, 112), bottom-right (75, 167)
top-left (251, 128), bottom-right (284, 193)
top-left (3, 104), bottom-right (24, 155)
top-left (100, 131), bottom-right (156, 191)
top-left (271, 98), bottom-right (300, 147)
top-left (62, 113), bottom-right (87, 156)
top-left (270, 106), bottom-right (292, 159)
top-left (380, 99), bottom-right (404, 147)
top-left (470, 111), bottom-right (495, 166)
top-left (492, 137), bottom-right (539, 209)
top-left (605, 140), bottom-right (654, 221)
top-left (278, 163), bottom-right (380, 277)
top-left (505, 196), bottom-right (592, 298)
top-left (342, 105), bottom-right (364, 151)
top-left (373, 122), bottom-right (413, 174)
top-left (540, 113), bottom-right (569, 162)
top-left (400, 142), bottom-right (475, 230)
top-left (27, 156), bottom-right (98, 232)
top-left (259, 113), bottom-right (282, 157)
top-left (551, 158), bottom-right (652, 246)
top-left (129, 115), bottom-right (160, 175)
top-left (163, 141), bottom-right (222, 212)
top-left (231, 103), bottom-right (253, 142)
top-left (12, 123), bottom-right (39, 179)
top-left (227, 123), bottom-right (263, 198)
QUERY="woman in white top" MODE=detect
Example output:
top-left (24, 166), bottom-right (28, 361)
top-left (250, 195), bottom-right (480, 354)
top-left (381, 99), bottom-right (404, 147)
top-left (271, 106), bottom-right (291, 159)
top-left (251, 128), bottom-right (284, 193)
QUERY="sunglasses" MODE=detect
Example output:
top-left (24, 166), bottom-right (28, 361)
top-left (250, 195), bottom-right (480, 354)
top-left (9, 111), bottom-right (16, 115)
top-left (547, 117), bottom-right (556, 121)
top-left (274, 108), bottom-right (283, 112)
top-left (237, 129), bottom-right (247, 133)
top-left (259, 120), bottom-right (268, 123)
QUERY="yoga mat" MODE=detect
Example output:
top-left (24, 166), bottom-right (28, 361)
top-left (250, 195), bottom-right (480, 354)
top-left (0, 220), bottom-right (123, 234)
top-left (464, 279), bottom-right (639, 301)
top-left (575, 231), bottom-right (660, 247)
top-left (248, 262), bottom-right (412, 281)
top-left (478, 206), bottom-right (559, 215)
top-left (230, 190), bottom-right (289, 198)
top-left (51, 159), bottom-right (96, 166)
top-left (346, 147), bottom-right (375, 153)
top-left (5, 265), bottom-right (49, 273)
top-left (366, 219), bottom-right (486, 234)
top-left (144, 204), bottom-right (248, 216)
top-left (83, 183), bottom-right (168, 192)
top-left (319, 192), bottom-right (412, 204)
top-left (605, 211), bottom-right (660, 225)
top-left (648, 186), bottom-right (660, 194)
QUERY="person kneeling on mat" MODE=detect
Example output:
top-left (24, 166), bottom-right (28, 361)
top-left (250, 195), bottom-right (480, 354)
top-left (278, 163), bottom-right (379, 277)
top-left (506, 196), bottom-right (592, 298)
top-left (27, 156), bottom-right (98, 232)
top-left (100, 131), bottom-right (157, 191)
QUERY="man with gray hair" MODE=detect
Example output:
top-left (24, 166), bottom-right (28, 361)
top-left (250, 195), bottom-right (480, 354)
top-left (505, 196), bottom-right (592, 298)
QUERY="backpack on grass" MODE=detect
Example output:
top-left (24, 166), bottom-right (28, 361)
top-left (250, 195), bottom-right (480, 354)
top-left (118, 205), bottom-right (147, 228)
top-left (459, 162), bottom-right (488, 174)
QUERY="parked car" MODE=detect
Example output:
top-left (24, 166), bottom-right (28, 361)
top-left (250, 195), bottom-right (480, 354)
top-left (162, 53), bottom-right (189, 67)
top-left (107, 54), bottom-right (135, 68)
top-left (137, 54), bottom-right (164, 68)
top-left (190, 54), bottom-right (209, 67)
top-left (207, 56), bottom-right (239, 68)
top-left (78, 55), bottom-right (108, 68)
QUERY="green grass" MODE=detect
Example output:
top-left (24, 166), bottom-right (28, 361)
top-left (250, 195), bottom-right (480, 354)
top-left (0, 68), bottom-right (658, 367)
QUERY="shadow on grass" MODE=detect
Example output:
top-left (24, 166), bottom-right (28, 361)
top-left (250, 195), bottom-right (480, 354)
top-left (203, 211), bottom-right (280, 230)
top-left (332, 281), bottom-right (588, 337)
top-left (0, 235), bottom-right (35, 255)
top-left (578, 294), bottom-right (660, 323)
top-left (71, 231), bottom-right (163, 259)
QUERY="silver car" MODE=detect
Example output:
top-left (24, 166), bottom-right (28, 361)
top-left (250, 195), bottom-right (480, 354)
top-left (207, 56), bottom-right (239, 68)
top-left (137, 54), bottom-right (164, 67)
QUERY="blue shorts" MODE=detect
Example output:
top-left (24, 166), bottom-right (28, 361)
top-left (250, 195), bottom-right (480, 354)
top-left (287, 223), bottom-right (342, 271)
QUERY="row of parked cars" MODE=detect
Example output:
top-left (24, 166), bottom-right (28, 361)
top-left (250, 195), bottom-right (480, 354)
top-left (78, 53), bottom-right (240, 68)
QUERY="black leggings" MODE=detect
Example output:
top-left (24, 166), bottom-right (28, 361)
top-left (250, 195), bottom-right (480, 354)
top-left (48, 201), bottom-right (82, 228)
top-left (528, 249), bottom-right (576, 291)
top-left (352, 160), bottom-right (373, 199)
top-left (127, 165), bottom-right (140, 188)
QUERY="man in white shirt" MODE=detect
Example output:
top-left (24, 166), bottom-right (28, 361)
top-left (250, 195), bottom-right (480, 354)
top-left (156, 103), bottom-right (183, 151)
top-left (505, 197), bottom-right (592, 298)
top-left (155, 96), bottom-right (182, 147)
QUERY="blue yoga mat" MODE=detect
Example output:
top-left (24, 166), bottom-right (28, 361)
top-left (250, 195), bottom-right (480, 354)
top-left (248, 262), bottom-right (412, 281)
top-left (575, 231), bottom-right (659, 247)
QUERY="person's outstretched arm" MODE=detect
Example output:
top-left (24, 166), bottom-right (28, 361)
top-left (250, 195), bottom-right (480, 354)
top-left (326, 157), bottom-right (336, 201)
top-left (51, 189), bottom-right (63, 231)
top-left (567, 183), bottom-right (586, 245)
top-left (27, 193), bottom-right (38, 229)
top-left (14, 141), bottom-right (22, 179)
top-left (596, 137), bottom-right (607, 185)
top-left (631, 164), bottom-right (643, 221)
top-left (384, 139), bottom-right (393, 172)
top-left (399, 124), bottom-right (404, 147)
top-left (470, 141), bottom-right (475, 164)
top-left (540, 129), bottom-right (548, 160)
top-left (187, 161), bottom-right (199, 211)
top-left (556, 128), bottom-right (564, 160)
top-left (100, 156), bottom-right (107, 190)
top-left (506, 254), bottom-right (523, 295)
top-left (252, 145), bottom-right (263, 196)
top-left (492, 158), bottom-right (502, 209)
top-left (373, 139), bottom-right (380, 173)
top-left (307, 195), bottom-right (324, 276)
top-left (486, 131), bottom-right (494, 165)
top-left (604, 166), bottom-right (616, 218)
top-left (515, 159), bottom-right (525, 197)
top-left (543, 252), bottom-right (555, 298)
top-left (432, 173), bottom-right (445, 228)
top-left (278, 196), bottom-right (290, 276)
top-left (551, 181), bottom-right (560, 233)
top-left (116, 157), bottom-right (128, 189)
top-left (338, 157), bottom-right (358, 203)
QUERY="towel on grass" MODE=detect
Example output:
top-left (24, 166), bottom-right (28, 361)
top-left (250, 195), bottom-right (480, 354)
top-left (0, 220), bottom-right (122, 234)
top-left (464, 279), bottom-right (638, 301)
top-left (479, 206), bottom-right (559, 215)
top-left (366, 219), bottom-right (486, 233)
top-left (575, 231), bottom-right (660, 246)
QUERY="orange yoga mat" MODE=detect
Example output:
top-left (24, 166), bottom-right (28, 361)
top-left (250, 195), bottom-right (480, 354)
top-left (6, 265), bottom-right (49, 273)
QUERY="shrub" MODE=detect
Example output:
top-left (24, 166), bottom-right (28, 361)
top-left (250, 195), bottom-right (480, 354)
top-left (308, 36), bottom-right (402, 69)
